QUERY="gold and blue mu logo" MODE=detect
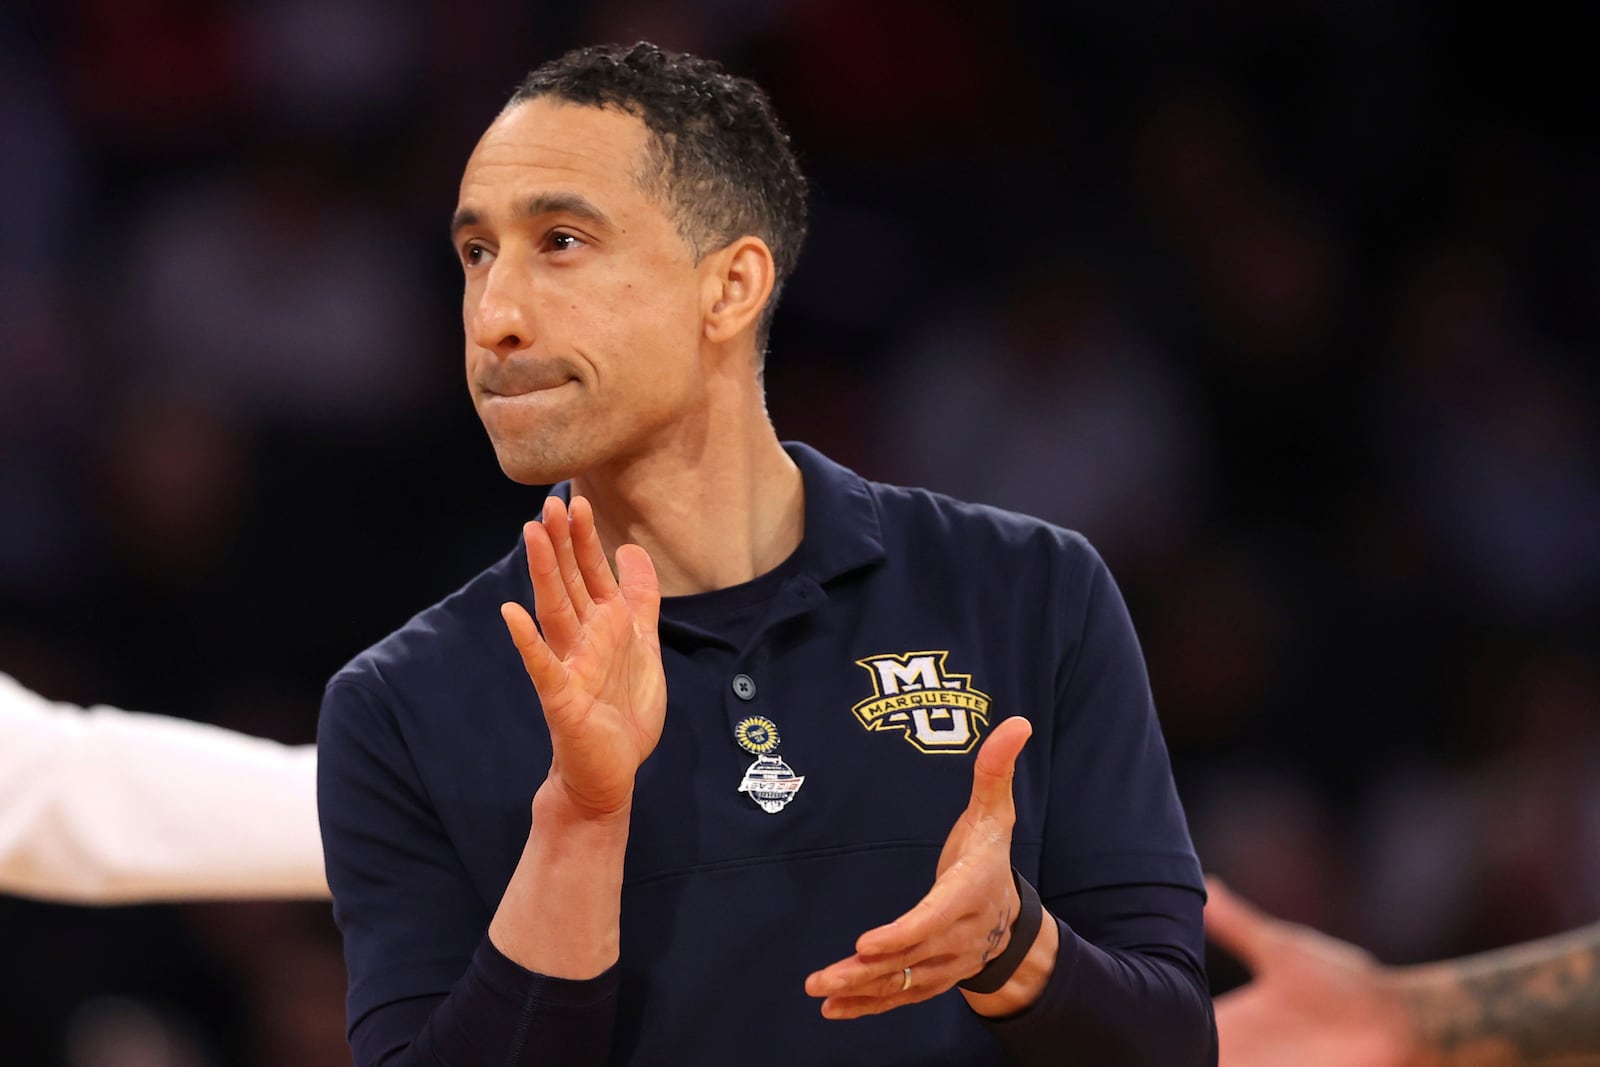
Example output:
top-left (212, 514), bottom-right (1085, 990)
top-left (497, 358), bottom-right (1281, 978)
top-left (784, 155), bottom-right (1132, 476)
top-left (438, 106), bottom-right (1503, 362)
top-left (852, 651), bottom-right (992, 754)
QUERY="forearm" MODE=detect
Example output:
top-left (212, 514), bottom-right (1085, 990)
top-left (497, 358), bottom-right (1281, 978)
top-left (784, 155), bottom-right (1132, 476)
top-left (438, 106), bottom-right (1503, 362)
top-left (981, 916), bottom-right (1216, 1066)
top-left (489, 781), bottom-right (632, 978)
top-left (346, 784), bottom-right (631, 1066)
top-left (367, 938), bottom-right (619, 1067)
top-left (326, 681), bottom-right (626, 1067)
top-left (359, 774), bottom-right (631, 1063)
top-left (390, 793), bottom-right (628, 1063)
top-left (1399, 922), bottom-right (1600, 1067)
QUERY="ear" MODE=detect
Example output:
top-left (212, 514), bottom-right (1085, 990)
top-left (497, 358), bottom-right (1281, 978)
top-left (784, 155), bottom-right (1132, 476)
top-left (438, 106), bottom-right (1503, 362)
top-left (700, 236), bottom-right (776, 345)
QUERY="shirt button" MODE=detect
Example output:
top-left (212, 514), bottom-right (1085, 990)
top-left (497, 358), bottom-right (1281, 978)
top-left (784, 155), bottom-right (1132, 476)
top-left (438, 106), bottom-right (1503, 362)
top-left (731, 674), bottom-right (757, 700)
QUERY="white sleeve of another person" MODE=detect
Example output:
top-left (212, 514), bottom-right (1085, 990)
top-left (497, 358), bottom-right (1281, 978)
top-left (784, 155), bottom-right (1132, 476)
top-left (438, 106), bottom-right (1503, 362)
top-left (0, 672), bottom-right (327, 904)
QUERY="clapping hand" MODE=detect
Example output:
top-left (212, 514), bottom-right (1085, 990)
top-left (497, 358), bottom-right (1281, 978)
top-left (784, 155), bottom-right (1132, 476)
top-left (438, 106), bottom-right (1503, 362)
top-left (501, 495), bottom-right (666, 818)
top-left (805, 716), bottom-right (1035, 1018)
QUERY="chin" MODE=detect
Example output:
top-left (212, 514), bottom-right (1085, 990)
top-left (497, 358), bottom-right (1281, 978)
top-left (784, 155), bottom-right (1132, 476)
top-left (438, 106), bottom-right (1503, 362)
top-left (476, 405), bottom-right (578, 485)
top-left (489, 437), bottom-right (584, 487)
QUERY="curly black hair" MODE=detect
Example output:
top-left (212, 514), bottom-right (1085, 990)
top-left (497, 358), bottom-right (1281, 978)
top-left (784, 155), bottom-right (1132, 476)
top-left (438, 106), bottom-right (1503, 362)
top-left (508, 42), bottom-right (808, 355)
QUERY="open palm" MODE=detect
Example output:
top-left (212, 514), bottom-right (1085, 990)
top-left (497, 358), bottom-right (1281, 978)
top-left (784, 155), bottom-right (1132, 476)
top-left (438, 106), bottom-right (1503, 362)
top-left (501, 495), bottom-right (665, 817)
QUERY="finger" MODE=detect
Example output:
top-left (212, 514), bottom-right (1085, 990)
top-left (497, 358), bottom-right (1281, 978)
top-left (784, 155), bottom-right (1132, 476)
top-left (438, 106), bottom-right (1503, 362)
top-left (967, 715), bottom-right (1032, 816)
top-left (804, 956), bottom-right (881, 999)
top-left (541, 497), bottom-right (594, 618)
top-left (815, 954), bottom-right (965, 1019)
top-left (806, 951), bottom-right (959, 1003)
top-left (568, 496), bottom-right (620, 602)
top-left (818, 986), bottom-right (937, 1020)
top-left (1203, 875), bottom-right (1274, 973)
top-left (805, 947), bottom-right (924, 996)
top-left (500, 602), bottom-right (571, 706)
top-left (615, 544), bottom-right (661, 636)
top-left (523, 519), bottom-right (581, 651)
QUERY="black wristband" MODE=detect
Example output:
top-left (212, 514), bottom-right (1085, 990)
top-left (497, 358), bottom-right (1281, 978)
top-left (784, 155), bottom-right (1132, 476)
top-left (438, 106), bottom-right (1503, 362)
top-left (958, 868), bottom-right (1044, 994)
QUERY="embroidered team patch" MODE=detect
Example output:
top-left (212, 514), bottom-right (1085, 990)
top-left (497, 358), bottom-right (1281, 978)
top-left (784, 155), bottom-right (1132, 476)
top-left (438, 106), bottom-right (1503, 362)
top-left (852, 651), bottom-right (992, 754)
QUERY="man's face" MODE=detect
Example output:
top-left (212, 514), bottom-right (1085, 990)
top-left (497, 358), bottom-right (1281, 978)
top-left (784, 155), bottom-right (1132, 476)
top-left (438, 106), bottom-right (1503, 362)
top-left (453, 98), bottom-right (709, 484)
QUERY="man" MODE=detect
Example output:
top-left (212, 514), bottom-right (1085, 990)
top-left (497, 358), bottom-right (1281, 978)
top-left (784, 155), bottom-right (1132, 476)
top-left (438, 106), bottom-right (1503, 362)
top-left (317, 42), bottom-right (1214, 1065)
top-left (1207, 878), bottom-right (1600, 1067)
top-left (0, 671), bottom-right (326, 903)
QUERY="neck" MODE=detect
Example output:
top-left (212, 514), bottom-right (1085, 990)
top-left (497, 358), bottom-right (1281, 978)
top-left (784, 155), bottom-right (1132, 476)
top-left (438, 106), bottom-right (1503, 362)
top-left (572, 383), bottom-right (804, 598)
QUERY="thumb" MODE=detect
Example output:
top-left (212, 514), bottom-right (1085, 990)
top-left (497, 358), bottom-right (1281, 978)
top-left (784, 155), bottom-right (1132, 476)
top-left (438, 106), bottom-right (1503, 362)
top-left (968, 715), bottom-right (1032, 815)
top-left (615, 544), bottom-right (661, 634)
top-left (1204, 875), bottom-right (1275, 974)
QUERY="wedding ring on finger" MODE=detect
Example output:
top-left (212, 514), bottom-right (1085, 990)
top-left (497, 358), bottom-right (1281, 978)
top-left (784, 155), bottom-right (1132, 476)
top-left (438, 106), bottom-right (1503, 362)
top-left (900, 966), bottom-right (912, 992)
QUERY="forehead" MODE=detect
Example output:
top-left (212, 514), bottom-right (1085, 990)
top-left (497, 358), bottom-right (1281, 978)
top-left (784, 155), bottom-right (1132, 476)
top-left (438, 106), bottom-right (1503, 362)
top-left (458, 98), bottom-right (654, 211)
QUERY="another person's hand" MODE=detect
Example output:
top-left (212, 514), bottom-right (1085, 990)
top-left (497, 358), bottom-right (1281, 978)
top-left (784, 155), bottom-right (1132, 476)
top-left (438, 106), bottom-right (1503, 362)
top-left (1208, 876), bottom-right (1421, 1067)
top-left (502, 495), bottom-right (665, 818)
top-left (805, 716), bottom-right (1035, 1018)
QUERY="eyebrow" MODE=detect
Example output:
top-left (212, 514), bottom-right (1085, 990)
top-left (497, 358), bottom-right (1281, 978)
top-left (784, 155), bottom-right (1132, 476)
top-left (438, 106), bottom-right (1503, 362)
top-left (449, 192), bottom-right (612, 239)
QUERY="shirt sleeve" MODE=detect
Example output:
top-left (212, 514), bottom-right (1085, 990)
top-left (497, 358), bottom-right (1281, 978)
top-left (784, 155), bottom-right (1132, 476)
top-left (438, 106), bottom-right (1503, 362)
top-left (1038, 538), bottom-right (1206, 896)
top-left (984, 538), bottom-right (1214, 1064)
top-left (318, 678), bottom-right (619, 1066)
top-left (983, 882), bottom-right (1217, 1066)
top-left (0, 672), bottom-right (326, 904)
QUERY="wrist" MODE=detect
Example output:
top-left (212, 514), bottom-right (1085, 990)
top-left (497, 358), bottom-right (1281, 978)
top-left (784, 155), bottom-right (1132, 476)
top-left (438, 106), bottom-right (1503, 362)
top-left (532, 777), bottom-right (635, 835)
top-left (963, 905), bottom-right (1059, 1017)
top-left (960, 869), bottom-right (1051, 1013)
top-left (1385, 964), bottom-right (1456, 1067)
top-left (492, 782), bottom-right (633, 978)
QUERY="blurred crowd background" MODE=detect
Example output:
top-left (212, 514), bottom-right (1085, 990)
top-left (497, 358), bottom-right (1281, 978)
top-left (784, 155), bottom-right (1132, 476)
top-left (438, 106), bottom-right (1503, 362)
top-left (2, 0), bottom-right (1597, 1063)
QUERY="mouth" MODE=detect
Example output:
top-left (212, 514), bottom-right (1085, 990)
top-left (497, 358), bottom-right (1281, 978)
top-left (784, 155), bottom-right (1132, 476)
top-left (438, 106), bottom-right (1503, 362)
top-left (478, 359), bottom-right (582, 400)
top-left (484, 379), bottom-right (575, 400)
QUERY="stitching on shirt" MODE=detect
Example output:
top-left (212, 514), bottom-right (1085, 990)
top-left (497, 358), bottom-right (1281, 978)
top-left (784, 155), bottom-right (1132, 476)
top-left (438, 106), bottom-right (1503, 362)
top-left (1052, 532), bottom-right (1099, 708)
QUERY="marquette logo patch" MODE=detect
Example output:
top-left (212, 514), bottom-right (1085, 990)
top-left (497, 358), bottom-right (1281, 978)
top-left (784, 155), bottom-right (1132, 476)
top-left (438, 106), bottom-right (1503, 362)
top-left (852, 651), bottom-right (991, 754)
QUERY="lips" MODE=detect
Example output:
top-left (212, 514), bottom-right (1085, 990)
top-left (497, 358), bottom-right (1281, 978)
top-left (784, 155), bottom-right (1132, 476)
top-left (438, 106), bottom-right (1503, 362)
top-left (479, 359), bottom-right (580, 397)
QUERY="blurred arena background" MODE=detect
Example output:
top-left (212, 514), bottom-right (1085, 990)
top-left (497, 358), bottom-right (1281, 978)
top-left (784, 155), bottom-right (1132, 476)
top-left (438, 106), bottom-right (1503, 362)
top-left (2, 1), bottom-right (1597, 1063)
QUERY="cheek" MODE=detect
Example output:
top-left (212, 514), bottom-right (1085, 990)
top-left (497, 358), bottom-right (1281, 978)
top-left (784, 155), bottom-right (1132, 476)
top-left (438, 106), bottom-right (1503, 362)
top-left (592, 278), bottom-right (702, 364)
top-left (615, 269), bottom-right (703, 340)
top-left (462, 335), bottom-right (488, 383)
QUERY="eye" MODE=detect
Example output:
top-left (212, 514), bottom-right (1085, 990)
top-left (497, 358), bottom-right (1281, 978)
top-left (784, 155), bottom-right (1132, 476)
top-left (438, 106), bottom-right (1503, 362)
top-left (460, 242), bottom-right (494, 268)
top-left (548, 231), bottom-right (586, 253)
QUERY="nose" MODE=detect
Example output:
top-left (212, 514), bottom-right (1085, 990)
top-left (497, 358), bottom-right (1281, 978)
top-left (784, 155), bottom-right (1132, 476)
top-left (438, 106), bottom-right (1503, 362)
top-left (468, 259), bottom-right (533, 355)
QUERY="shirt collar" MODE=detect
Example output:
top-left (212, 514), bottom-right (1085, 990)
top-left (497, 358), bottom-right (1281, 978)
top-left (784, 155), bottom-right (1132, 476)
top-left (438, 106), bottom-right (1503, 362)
top-left (782, 440), bottom-right (885, 585)
top-left (540, 440), bottom-right (886, 588)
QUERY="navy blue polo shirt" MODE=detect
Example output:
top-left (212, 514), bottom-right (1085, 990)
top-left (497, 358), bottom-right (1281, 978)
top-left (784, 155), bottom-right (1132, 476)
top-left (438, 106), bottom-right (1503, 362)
top-left (318, 443), bottom-right (1213, 1066)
